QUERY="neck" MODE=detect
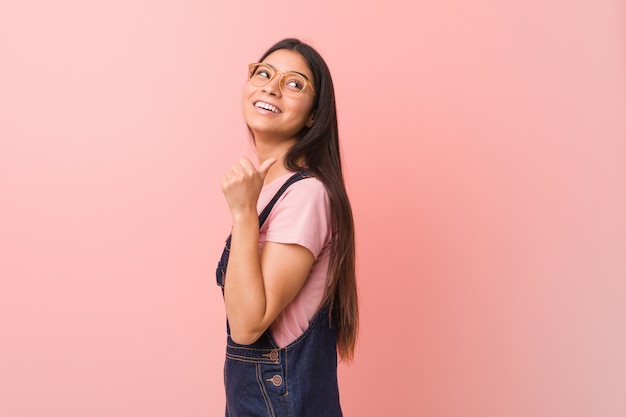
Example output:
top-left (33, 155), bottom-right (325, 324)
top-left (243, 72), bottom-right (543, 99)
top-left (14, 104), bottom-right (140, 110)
top-left (254, 135), bottom-right (298, 185)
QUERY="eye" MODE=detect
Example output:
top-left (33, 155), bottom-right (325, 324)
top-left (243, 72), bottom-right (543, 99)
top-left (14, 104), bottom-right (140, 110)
top-left (252, 65), bottom-right (273, 80)
top-left (284, 75), bottom-right (306, 91)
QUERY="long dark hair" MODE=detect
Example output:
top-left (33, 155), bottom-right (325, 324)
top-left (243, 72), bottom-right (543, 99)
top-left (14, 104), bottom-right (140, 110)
top-left (257, 38), bottom-right (358, 362)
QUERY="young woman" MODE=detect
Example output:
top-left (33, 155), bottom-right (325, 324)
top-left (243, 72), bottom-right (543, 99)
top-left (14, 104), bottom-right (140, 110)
top-left (216, 38), bottom-right (357, 417)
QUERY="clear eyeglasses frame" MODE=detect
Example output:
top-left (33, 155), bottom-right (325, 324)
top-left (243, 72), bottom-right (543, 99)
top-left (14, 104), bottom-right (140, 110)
top-left (247, 62), bottom-right (315, 97)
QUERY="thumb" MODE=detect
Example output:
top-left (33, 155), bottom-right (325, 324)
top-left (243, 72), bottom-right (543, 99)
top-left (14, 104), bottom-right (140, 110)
top-left (258, 157), bottom-right (278, 178)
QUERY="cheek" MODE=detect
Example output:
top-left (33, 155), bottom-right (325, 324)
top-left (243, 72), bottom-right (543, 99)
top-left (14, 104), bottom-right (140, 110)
top-left (241, 87), bottom-right (253, 119)
top-left (288, 98), bottom-right (314, 121)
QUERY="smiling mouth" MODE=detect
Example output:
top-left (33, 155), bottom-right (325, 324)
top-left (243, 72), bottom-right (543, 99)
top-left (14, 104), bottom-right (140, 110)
top-left (254, 101), bottom-right (282, 114)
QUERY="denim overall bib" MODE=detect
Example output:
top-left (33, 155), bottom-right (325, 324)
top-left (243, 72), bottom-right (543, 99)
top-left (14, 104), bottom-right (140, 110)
top-left (216, 171), bottom-right (343, 417)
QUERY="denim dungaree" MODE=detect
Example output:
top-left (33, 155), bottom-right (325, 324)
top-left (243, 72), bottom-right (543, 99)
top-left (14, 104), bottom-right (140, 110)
top-left (216, 171), bottom-right (343, 417)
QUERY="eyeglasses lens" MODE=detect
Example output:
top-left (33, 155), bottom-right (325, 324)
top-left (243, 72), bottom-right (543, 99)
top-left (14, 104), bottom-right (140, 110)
top-left (248, 64), bottom-right (308, 97)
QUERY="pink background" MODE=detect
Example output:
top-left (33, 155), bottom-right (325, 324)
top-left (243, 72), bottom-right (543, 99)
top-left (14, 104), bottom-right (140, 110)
top-left (2, 0), bottom-right (625, 416)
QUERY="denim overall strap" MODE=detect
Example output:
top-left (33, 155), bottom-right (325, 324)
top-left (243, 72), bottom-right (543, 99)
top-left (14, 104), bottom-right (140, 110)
top-left (216, 170), bottom-right (311, 289)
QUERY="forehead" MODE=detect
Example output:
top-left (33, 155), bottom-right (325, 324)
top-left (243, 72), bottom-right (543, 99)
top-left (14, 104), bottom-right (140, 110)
top-left (261, 49), bottom-right (313, 78)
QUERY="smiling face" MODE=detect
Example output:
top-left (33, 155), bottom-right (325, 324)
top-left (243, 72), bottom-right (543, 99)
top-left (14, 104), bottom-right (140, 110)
top-left (242, 49), bottom-right (316, 143)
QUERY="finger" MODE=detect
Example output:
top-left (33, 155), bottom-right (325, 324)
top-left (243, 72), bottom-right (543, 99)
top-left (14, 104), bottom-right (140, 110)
top-left (258, 158), bottom-right (277, 178)
top-left (237, 156), bottom-right (256, 175)
top-left (228, 161), bottom-right (248, 182)
top-left (220, 174), bottom-right (230, 193)
top-left (230, 160), bottom-right (244, 175)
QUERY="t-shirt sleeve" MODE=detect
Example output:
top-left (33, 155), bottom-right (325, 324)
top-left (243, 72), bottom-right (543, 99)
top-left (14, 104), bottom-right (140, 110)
top-left (263, 178), bottom-right (331, 258)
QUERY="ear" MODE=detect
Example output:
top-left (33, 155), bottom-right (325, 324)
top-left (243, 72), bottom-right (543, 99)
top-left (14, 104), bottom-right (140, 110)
top-left (306, 113), bottom-right (315, 128)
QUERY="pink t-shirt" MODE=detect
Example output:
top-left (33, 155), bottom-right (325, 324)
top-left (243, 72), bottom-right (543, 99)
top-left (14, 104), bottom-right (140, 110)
top-left (257, 172), bottom-right (331, 347)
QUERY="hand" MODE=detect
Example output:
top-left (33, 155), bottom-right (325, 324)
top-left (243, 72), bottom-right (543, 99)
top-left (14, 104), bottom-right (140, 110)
top-left (221, 157), bottom-right (277, 217)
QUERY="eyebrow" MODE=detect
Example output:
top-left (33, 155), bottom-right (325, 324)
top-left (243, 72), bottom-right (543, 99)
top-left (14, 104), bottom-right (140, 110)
top-left (263, 62), bottom-right (312, 82)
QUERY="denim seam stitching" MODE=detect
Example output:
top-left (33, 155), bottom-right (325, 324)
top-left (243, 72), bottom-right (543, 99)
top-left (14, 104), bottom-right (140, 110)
top-left (225, 354), bottom-right (279, 364)
top-left (256, 363), bottom-right (275, 417)
top-left (284, 347), bottom-right (289, 397)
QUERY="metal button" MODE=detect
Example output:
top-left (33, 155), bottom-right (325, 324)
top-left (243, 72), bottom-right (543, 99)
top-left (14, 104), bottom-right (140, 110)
top-left (271, 375), bottom-right (283, 387)
top-left (269, 349), bottom-right (279, 361)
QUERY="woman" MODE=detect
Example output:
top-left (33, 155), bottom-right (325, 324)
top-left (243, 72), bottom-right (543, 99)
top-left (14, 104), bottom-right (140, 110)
top-left (216, 38), bottom-right (357, 417)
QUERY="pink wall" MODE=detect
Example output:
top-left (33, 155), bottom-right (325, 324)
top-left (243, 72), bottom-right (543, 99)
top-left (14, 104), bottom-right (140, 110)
top-left (2, 1), bottom-right (625, 416)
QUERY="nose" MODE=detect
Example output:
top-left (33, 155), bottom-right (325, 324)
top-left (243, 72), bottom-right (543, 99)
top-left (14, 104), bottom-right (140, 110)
top-left (262, 74), bottom-right (282, 97)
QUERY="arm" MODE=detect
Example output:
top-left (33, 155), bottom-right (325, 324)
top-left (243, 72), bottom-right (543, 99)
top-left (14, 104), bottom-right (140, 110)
top-left (225, 235), bottom-right (314, 344)
top-left (221, 157), bottom-right (315, 345)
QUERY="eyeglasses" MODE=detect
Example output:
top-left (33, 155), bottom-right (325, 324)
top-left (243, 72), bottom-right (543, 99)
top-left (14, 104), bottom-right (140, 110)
top-left (248, 63), bottom-right (315, 97)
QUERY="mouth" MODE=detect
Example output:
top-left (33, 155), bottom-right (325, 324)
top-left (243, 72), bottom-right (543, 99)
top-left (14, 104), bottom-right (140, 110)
top-left (254, 101), bottom-right (282, 114)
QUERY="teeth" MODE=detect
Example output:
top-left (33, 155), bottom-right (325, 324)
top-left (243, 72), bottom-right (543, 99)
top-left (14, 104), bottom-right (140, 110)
top-left (255, 101), bottom-right (281, 114)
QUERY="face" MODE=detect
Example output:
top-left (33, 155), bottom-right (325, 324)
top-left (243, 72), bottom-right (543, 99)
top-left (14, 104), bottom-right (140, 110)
top-left (242, 49), bottom-right (316, 142)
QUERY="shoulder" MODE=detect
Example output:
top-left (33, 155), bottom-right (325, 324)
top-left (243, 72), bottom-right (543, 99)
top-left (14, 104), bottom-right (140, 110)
top-left (264, 175), bottom-right (330, 226)
top-left (281, 175), bottom-right (330, 208)
top-left (264, 175), bottom-right (331, 256)
top-left (288, 175), bottom-right (327, 194)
